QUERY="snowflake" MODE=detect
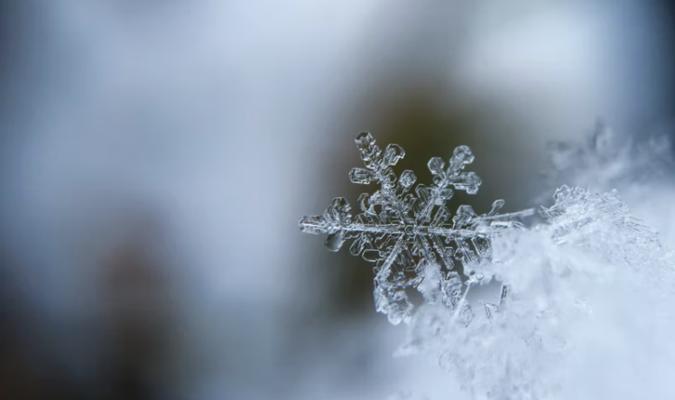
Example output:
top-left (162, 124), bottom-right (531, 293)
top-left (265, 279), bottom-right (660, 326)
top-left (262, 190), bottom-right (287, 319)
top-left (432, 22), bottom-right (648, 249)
top-left (299, 132), bottom-right (534, 324)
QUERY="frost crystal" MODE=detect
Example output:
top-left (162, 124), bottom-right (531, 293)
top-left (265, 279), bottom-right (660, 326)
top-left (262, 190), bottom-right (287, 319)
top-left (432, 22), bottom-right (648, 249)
top-left (545, 122), bottom-right (675, 246)
top-left (299, 132), bottom-right (534, 324)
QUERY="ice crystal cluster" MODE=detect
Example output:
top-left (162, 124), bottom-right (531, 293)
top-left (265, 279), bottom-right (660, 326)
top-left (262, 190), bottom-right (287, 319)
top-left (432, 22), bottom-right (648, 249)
top-left (546, 123), bottom-right (675, 246)
top-left (299, 132), bottom-right (533, 325)
top-left (299, 131), bottom-right (675, 399)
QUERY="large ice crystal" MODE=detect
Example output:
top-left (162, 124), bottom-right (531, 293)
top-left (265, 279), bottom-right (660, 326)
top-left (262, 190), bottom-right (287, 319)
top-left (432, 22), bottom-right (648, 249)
top-left (299, 132), bottom-right (534, 324)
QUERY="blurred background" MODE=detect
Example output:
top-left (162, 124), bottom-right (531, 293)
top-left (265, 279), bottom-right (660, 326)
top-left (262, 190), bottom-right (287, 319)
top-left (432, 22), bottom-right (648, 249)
top-left (1, 1), bottom-right (674, 399)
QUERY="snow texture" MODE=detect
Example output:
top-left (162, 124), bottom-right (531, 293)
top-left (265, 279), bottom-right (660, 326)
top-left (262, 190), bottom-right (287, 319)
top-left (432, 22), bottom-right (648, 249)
top-left (399, 185), bottom-right (675, 399)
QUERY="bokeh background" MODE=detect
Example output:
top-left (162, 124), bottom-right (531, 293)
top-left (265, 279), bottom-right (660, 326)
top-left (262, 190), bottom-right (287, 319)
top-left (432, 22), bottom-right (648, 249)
top-left (1, 1), bottom-right (675, 399)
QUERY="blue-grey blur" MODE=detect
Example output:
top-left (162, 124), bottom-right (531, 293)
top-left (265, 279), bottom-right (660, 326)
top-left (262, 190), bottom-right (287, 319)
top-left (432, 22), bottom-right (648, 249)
top-left (1, 1), bottom-right (674, 399)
